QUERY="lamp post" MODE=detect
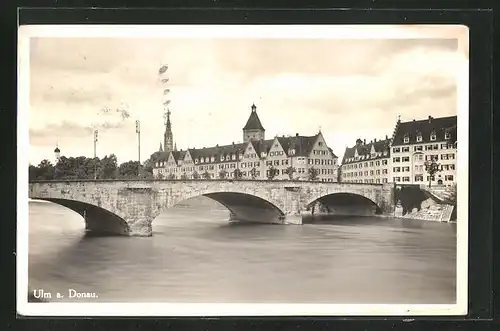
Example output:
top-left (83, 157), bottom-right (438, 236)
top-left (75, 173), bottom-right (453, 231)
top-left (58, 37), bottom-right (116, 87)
top-left (93, 129), bottom-right (98, 180)
top-left (136, 119), bottom-right (141, 177)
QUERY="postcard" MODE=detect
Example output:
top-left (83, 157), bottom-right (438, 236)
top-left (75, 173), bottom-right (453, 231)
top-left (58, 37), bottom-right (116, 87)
top-left (18, 24), bottom-right (469, 316)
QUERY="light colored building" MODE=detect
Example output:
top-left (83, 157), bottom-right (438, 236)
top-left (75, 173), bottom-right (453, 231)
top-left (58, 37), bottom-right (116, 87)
top-left (152, 104), bottom-right (339, 181)
top-left (340, 137), bottom-right (391, 184)
top-left (390, 115), bottom-right (457, 186)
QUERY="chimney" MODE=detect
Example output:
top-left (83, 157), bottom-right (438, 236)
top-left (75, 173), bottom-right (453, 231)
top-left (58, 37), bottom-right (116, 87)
top-left (232, 141), bottom-right (234, 145)
top-left (216, 144), bottom-right (219, 147)
top-left (296, 133), bottom-right (299, 137)
top-left (363, 139), bottom-right (366, 145)
top-left (428, 115), bottom-right (433, 122)
top-left (385, 135), bottom-right (388, 140)
top-left (374, 138), bottom-right (377, 142)
top-left (282, 135), bottom-right (285, 137)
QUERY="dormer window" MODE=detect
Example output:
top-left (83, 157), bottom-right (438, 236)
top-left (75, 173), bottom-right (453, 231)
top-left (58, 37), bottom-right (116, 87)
top-left (403, 136), bottom-right (409, 143)
top-left (239, 154), bottom-right (243, 160)
top-left (416, 135), bottom-right (423, 142)
top-left (194, 158), bottom-right (199, 164)
top-left (445, 132), bottom-right (451, 140)
top-left (289, 149), bottom-right (296, 155)
top-left (156, 162), bottom-right (159, 167)
top-left (220, 156), bottom-right (224, 162)
top-left (430, 133), bottom-right (436, 141)
top-left (231, 154), bottom-right (236, 161)
top-left (318, 142), bottom-right (323, 146)
top-left (261, 152), bottom-right (267, 158)
top-left (211, 157), bottom-right (215, 162)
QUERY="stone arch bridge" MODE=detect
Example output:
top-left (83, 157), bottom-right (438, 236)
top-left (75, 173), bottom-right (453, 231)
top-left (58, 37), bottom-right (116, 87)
top-left (29, 180), bottom-right (395, 236)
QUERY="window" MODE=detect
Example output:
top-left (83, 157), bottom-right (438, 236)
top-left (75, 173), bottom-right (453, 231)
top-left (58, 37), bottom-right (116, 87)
top-left (445, 175), bottom-right (454, 181)
top-left (394, 177), bottom-right (401, 182)
top-left (393, 147), bottom-right (401, 153)
top-left (401, 147), bottom-right (410, 152)
top-left (430, 134), bottom-right (436, 141)
top-left (402, 166), bottom-right (410, 172)
top-left (403, 177), bottom-right (410, 182)
top-left (370, 170), bottom-right (374, 175)
top-left (414, 146), bottom-right (423, 151)
top-left (445, 132), bottom-right (451, 139)
top-left (382, 160), bottom-right (388, 165)
top-left (403, 137), bottom-right (409, 143)
top-left (415, 175), bottom-right (424, 182)
top-left (376, 161), bottom-right (380, 166)
top-left (414, 154), bottom-right (423, 161)
top-left (382, 169), bottom-right (388, 174)
top-left (393, 167), bottom-right (401, 172)
top-left (402, 156), bottom-right (410, 162)
top-left (289, 149), bottom-right (296, 155)
top-left (376, 170), bottom-right (380, 175)
top-left (383, 178), bottom-right (388, 183)
top-left (433, 144), bottom-right (439, 150)
top-left (416, 135), bottom-right (423, 142)
top-left (393, 157), bottom-right (401, 162)
top-left (261, 152), bottom-right (267, 158)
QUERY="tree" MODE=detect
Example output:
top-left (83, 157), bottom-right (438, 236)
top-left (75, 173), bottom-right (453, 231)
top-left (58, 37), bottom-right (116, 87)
top-left (308, 167), bottom-right (319, 181)
top-left (167, 173), bottom-right (176, 180)
top-left (233, 168), bottom-right (243, 180)
top-left (28, 165), bottom-right (38, 181)
top-left (267, 166), bottom-right (279, 180)
top-left (424, 160), bottom-right (441, 188)
top-left (219, 169), bottom-right (227, 179)
top-left (118, 161), bottom-right (141, 179)
top-left (98, 154), bottom-right (118, 179)
top-left (156, 172), bottom-right (164, 180)
top-left (284, 166), bottom-right (296, 180)
top-left (36, 159), bottom-right (55, 180)
top-left (202, 171), bottom-right (211, 179)
top-left (250, 167), bottom-right (257, 180)
top-left (180, 172), bottom-right (188, 180)
top-left (192, 171), bottom-right (200, 179)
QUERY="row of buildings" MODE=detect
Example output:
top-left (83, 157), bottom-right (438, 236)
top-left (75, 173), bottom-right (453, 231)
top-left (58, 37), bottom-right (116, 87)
top-left (151, 104), bottom-right (457, 187)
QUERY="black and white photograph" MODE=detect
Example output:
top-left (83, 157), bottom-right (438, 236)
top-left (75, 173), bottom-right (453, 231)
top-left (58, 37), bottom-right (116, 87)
top-left (17, 24), bottom-right (469, 316)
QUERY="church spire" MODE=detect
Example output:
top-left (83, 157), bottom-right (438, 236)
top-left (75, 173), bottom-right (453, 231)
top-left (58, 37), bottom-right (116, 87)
top-left (159, 142), bottom-right (163, 152)
top-left (163, 109), bottom-right (174, 153)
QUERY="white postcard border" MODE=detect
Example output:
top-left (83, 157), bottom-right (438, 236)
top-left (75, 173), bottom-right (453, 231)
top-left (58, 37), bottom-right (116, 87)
top-left (17, 24), bottom-right (470, 317)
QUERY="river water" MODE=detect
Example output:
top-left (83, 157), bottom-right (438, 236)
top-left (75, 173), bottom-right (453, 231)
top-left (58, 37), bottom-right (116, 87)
top-left (27, 198), bottom-right (456, 304)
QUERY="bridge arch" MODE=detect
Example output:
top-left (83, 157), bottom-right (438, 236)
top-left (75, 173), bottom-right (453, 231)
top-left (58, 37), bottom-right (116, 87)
top-left (306, 192), bottom-right (383, 215)
top-left (153, 186), bottom-right (286, 224)
top-left (31, 197), bottom-right (131, 236)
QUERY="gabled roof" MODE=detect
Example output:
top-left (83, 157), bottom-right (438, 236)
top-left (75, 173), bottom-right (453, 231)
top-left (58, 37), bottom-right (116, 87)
top-left (153, 133), bottom-right (339, 168)
top-left (392, 115), bottom-right (457, 146)
top-left (342, 138), bottom-right (391, 164)
top-left (243, 105), bottom-right (265, 131)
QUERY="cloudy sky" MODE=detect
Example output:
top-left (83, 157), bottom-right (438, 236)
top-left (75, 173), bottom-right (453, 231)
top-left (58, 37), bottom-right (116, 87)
top-left (23, 25), bottom-right (468, 165)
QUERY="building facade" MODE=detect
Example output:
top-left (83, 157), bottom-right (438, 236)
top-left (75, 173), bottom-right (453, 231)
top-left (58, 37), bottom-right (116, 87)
top-left (152, 104), bottom-right (339, 182)
top-left (390, 115), bottom-right (457, 186)
top-left (340, 137), bottom-right (391, 184)
top-left (339, 115), bottom-right (457, 187)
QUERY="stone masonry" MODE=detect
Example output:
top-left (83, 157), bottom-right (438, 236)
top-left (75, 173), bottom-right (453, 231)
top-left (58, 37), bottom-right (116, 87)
top-left (29, 180), bottom-right (395, 236)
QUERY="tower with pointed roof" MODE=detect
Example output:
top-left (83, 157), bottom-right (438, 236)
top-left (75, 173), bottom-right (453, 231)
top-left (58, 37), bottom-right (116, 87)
top-left (54, 143), bottom-right (61, 163)
top-left (242, 103), bottom-right (265, 143)
top-left (163, 109), bottom-right (174, 153)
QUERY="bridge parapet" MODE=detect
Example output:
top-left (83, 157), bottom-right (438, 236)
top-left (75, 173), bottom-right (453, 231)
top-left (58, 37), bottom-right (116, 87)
top-left (29, 180), bottom-right (394, 236)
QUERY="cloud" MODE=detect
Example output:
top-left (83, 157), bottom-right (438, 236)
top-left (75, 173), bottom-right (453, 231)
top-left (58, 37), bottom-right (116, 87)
top-left (26, 33), bottom-right (465, 164)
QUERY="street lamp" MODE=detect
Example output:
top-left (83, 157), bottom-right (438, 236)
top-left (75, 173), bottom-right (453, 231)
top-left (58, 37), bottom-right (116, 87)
top-left (93, 129), bottom-right (98, 180)
top-left (136, 119), bottom-right (141, 177)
